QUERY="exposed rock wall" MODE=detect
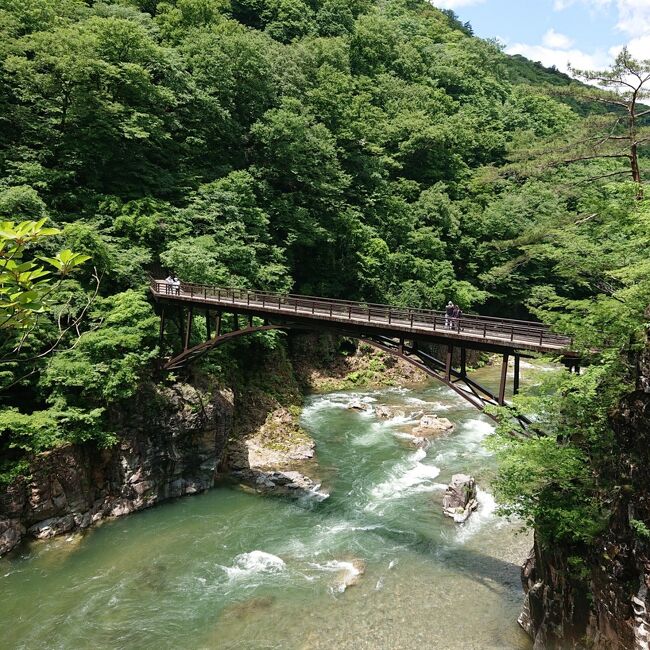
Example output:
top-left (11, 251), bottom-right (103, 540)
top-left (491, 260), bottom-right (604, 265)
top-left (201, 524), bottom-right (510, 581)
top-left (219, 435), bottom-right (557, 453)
top-left (520, 324), bottom-right (650, 649)
top-left (0, 381), bottom-right (233, 557)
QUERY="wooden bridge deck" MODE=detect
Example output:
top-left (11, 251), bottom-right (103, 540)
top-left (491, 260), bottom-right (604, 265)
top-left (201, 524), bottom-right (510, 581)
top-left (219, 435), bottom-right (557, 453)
top-left (150, 281), bottom-right (572, 355)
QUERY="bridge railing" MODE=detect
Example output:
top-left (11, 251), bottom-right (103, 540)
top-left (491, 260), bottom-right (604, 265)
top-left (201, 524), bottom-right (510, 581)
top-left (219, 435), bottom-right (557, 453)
top-left (150, 280), bottom-right (571, 348)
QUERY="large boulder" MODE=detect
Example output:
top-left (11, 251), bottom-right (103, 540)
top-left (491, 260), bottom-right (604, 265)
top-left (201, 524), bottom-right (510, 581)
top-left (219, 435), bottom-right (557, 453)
top-left (412, 414), bottom-right (454, 437)
top-left (442, 474), bottom-right (478, 523)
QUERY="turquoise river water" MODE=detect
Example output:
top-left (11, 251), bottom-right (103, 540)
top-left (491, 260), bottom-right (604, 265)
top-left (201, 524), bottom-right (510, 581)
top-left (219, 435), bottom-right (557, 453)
top-left (0, 362), bottom-right (554, 649)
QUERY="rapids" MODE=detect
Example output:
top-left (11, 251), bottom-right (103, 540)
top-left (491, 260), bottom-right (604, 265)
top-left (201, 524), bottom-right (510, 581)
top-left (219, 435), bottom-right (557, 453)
top-left (0, 363), bottom-right (551, 649)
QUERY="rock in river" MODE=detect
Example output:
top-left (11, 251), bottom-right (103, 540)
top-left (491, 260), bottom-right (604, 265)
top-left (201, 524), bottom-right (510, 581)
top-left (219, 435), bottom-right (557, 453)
top-left (232, 469), bottom-right (329, 501)
top-left (412, 414), bottom-right (454, 437)
top-left (442, 474), bottom-right (478, 524)
top-left (348, 399), bottom-right (371, 412)
top-left (374, 405), bottom-right (406, 420)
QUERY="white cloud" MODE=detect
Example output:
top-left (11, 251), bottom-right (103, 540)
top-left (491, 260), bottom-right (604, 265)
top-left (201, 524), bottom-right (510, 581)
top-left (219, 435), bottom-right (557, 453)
top-left (611, 34), bottom-right (650, 59)
top-left (432, 0), bottom-right (485, 8)
top-left (615, 0), bottom-right (650, 37)
top-left (542, 28), bottom-right (574, 49)
top-left (514, 0), bottom-right (650, 75)
top-left (553, 0), bottom-right (650, 38)
top-left (505, 43), bottom-right (611, 74)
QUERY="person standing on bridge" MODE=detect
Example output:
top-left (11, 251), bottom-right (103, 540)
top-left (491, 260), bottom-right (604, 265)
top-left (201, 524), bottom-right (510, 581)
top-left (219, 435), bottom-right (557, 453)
top-left (445, 301), bottom-right (454, 329)
top-left (164, 274), bottom-right (174, 295)
top-left (172, 276), bottom-right (181, 295)
top-left (452, 304), bottom-right (462, 331)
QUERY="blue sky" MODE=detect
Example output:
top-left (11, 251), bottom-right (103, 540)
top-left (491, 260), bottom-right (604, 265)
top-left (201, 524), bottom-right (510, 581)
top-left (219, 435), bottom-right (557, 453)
top-left (433, 0), bottom-right (650, 74)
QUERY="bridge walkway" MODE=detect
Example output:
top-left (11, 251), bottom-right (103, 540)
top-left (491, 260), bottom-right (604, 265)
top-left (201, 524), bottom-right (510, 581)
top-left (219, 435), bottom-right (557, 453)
top-left (150, 281), bottom-right (571, 355)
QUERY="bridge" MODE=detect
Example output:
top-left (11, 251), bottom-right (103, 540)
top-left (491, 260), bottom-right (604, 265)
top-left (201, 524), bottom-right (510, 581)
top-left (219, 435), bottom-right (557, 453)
top-left (150, 280), bottom-right (578, 430)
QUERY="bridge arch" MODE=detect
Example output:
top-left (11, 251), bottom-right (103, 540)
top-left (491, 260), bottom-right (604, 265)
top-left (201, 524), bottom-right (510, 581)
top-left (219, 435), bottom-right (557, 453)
top-left (161, 319), bottom-right (530, 430)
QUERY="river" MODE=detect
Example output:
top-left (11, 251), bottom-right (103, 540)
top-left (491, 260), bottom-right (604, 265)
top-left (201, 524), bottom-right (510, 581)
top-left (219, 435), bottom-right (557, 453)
top-left (0, 362), bottom-right (552, 649)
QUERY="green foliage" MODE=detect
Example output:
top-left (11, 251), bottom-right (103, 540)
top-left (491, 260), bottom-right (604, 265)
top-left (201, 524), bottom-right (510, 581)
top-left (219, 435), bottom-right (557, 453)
top-left (489, 197), bottom-right (650, 545)
top-left (490, 433), bottom-right (606, 544)
top-left (630, 519), bottom-right (650, 541)
top-left (0, 218), bottom-right (89, 331)
top-left (41, 290), bottom-right (158, 406)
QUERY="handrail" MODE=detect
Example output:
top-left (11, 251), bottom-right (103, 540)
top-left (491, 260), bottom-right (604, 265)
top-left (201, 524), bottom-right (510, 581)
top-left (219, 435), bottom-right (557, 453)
top-left (150, 280), bottom-right (572, 349)
top-left (150, 280), bottom-right (548, 328)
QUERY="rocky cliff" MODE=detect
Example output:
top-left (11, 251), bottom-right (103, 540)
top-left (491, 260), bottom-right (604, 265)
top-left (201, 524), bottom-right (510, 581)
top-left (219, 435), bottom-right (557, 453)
top-left (0, 381), bottom-right (233, 556)
top-left (520, 326), bottom-right (650, 649)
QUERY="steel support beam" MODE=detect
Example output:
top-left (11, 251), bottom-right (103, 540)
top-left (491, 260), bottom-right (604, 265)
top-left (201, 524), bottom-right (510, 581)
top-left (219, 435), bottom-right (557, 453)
top-left (513, 354), bottom-right (520, 395)
top-left (184, 306), bottom-right (194, 350)
top-left (178, 308), bottom-right (185, 350)
top-left (499, 353), bottom-right (510, 406)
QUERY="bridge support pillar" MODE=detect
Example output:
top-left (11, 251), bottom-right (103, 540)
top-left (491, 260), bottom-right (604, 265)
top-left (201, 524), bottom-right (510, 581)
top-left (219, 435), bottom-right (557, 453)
top-left (205, 310), bottom-right (211, 341)
top-left (499, 353), bottom-right (510, 405)
top-left (249, 314), bottom-right (254, 328)
top-left (159, 307), bottom-right (166, 350)
top-left (445, 345), bottom-right (453, 381)
top-left (184, 306), bottom-right (194, 350)
top-left (460, 347), bottom-right (467, 378)
top-left (233, 313), bottom-right (239, 331)
top-left (513, 354), bottom-right (520, 395)
top-left (215, 312), bottom-right (222, 337)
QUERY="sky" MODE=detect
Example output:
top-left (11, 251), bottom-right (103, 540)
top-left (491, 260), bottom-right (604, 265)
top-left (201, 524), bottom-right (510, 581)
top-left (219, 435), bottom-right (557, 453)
top-left (433, 0), bottom-right (650, 74)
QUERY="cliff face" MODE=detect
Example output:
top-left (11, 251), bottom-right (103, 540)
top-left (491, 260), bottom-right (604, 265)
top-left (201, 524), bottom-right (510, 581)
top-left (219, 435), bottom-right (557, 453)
top-left (521, 331), bottom-right (650, 649)
top-left (0, 381), bottom-right (233, 557)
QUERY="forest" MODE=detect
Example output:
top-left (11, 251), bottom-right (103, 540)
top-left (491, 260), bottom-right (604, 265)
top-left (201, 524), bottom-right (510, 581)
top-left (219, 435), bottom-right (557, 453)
top-left (0, 0), bottom-right (649, 568)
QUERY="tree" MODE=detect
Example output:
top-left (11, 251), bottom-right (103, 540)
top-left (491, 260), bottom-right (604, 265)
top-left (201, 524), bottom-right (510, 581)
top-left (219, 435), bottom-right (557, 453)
top-left (568, 48), bottom-right (650, 196)
top-left (510, 48), bottom-right (650, 197)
